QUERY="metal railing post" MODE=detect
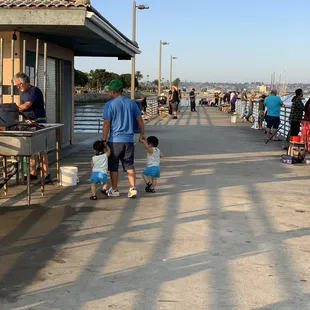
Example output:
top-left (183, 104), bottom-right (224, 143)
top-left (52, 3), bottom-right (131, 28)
top-left (284, 107), bottom-right (287, 139)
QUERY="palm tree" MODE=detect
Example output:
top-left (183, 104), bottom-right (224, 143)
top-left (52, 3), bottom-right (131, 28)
top-left (152, 79), bottom-right (159, 86)
top-left (135, 71), bottom-right (143, 81)
top-left (173, 78), bottom-right (181, 87)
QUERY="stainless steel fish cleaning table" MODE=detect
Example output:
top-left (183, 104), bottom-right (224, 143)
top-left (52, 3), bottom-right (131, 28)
top-left (0, 123), bottom-right (64, 206)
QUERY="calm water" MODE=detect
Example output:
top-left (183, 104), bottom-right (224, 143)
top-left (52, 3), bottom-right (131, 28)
top-left (74, 102), bottom-right (104, 133)
top-left (74, 99), bottom-right (197, 132)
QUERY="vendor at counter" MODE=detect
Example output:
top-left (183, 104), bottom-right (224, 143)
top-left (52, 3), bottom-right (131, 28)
top-left (14, 72), bottom-right (51, 182)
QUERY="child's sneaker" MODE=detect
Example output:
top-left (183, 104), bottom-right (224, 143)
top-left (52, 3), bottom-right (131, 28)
top-left (107, 188), bottom-right (120, 197)
top-left (128, 187), bottom-right (137, 198)
top-left (145, 182), bottom-right (152, 192)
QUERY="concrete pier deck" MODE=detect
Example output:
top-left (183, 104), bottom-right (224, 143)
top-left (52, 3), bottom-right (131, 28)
top-left (0, 107), bottom-right (309, 309)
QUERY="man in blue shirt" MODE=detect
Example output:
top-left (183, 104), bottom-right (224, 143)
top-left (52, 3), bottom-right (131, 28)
top-left (102, 80), bottom-right (145, 198)
top-left (264, 89), bottom-right (283, 141)
top-left (14, 72), bottom-right (51, 182)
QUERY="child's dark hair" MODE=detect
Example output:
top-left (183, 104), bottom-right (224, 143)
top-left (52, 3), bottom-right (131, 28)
top-left (93, 140), bottom-right (105, 153)
top-left (147, 136), bottom-right (159, 147)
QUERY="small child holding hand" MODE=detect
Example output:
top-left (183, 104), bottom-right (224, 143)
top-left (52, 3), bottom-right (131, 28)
top-left (140, 136), bottom-right (163, 193)
top-left (90, 141), bottom-right (110, 200)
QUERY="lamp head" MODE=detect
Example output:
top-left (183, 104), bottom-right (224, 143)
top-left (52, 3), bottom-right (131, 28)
top-left (162, 42), bottom-right (169, 45)
top-left (137, 4), bottom-right (149, 10)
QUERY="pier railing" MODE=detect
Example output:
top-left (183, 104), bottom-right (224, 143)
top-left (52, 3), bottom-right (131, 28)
top-left (235, 100), bottom-right (292, 139)
top-left (74, 96), bottom-right (158, 133)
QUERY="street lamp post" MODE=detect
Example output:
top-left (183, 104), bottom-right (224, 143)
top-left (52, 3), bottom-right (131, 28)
top-left (170, 56), bottom-right (177, 90)
top-left (158, 40), bottom-right (169, 96)
top-left (131, 1), bottom-right (149, 99)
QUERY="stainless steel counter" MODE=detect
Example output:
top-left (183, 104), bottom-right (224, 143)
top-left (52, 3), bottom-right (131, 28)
top-left (0, 123), bottom-right (64, 206)
top-left (0, 124), bottom-right (63, 156)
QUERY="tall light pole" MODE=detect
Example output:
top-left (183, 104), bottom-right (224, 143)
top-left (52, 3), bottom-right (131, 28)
top-left (170, 56), bottom-right (177, 90)
top-left (131, 1), bottom-right (149, 99)
top-left (158, 40), bottom-right (169, 96)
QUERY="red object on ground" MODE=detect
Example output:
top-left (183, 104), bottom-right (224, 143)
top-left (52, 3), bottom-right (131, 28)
top-left (290, 136), bottom-right (301, 142)
top-left (301, 121), bottom-right (310, 152)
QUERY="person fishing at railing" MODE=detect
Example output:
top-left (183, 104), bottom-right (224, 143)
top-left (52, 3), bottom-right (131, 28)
top-left (289, 89), bottom-right (304, 139)
top-left (244, 92), bottom-right (256, 122)
top-left (14, 72), bottom-right (52, 182)
top-left (230, 90), bottom-right (238, 114)
top-left (264, 89), bottom-right (283, 141)
top-left (258, 93), bottom-right (267, 130)
top-left (240, 89), bottom-right (248, 118)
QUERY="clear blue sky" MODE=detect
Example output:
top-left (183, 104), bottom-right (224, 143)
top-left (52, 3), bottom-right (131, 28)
top-left (75, 0), bottom-right (310, 83)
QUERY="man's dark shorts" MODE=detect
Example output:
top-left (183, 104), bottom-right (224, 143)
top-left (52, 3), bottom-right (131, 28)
top-left (266, 115), bottom-right (280, 129)
top-left (108, 142), bottom-right (135, 172)
top-left (170, 102), bottom-right (177, 112)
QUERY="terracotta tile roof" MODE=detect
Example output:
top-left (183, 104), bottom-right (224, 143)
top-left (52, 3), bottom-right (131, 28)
top-left (0, 0), bottom-right (90, 8)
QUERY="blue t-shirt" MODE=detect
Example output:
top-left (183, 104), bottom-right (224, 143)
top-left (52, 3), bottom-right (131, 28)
top-left (264, 95), bottom-right (283, 117)
top-left (103, 96), bottom-right (141, 143)
top-left (21, 86), bottom-right (46, 120)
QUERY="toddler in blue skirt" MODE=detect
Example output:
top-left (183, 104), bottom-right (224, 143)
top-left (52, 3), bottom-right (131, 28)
top-left (140, 136), bottom-right (163, 193)
top-left (90, 141), bottom-right (111, 200)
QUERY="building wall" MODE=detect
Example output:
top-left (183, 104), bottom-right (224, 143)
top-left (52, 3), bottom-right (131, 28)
top-left (0, 31), bottom-right (74, 146)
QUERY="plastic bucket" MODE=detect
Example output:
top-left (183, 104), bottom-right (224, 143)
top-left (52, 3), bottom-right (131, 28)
top-left (290, 136), bottom-right (301, 142)
top-left (231, 115), bottom-right (237, 123)
top-left (60, 166), bottom-right (79, 186)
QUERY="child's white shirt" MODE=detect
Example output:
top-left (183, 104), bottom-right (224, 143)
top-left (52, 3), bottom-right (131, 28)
top-left (92, 153), bottom-right (108, 174)
top-left (147, 148), bottom-right (160, 167)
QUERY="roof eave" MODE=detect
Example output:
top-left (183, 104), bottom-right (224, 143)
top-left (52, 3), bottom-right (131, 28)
top-left (85, 12), bottom-right (140, 57)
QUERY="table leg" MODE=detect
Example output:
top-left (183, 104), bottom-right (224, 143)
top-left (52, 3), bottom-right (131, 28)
top-left (56, 129), bottom-right (60, 185)
top-left (16, 157), bottom-right (20, 185)
top-left (27, 156), bottom-right (31, 206)
top-left (40, 153), bottom-right (45, 197)
top-left (21, 156), bottom-right (24, 185)
top-left (2, 157), bottom-right (7, 196)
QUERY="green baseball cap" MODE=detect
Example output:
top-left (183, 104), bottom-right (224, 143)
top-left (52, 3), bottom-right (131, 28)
top-left (104, 79), bottom-right (123, 92)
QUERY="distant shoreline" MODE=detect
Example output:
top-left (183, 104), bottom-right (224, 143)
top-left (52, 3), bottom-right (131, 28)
top-left (74, 91), bottom-right (155, 103)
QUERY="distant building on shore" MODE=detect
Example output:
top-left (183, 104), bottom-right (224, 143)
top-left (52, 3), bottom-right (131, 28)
top-left (256, 85), bottom-right (267, 93)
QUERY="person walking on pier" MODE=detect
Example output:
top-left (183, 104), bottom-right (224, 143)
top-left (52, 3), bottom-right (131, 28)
top-left (189, 88), bottom-right (197, 112)
top-left (177, 88), bottom-right (182, 112)
top-left (170, 83), bottom-right (179, 119)
top-left (140, 136), bottom-right (163, 193)
top-left (90, 141), bottom-right (111, 200)
top-left (102, 79), bottom-right (145, 198)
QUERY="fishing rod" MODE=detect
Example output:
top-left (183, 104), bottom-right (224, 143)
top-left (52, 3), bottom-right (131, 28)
top-left (265, 125), bottom-right (284, 144)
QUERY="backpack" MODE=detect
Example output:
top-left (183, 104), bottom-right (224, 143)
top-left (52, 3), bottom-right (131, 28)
top-left (281, 154), bottom-right (297, 165)
top-left (284, 142), bottom-right (306, 164)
